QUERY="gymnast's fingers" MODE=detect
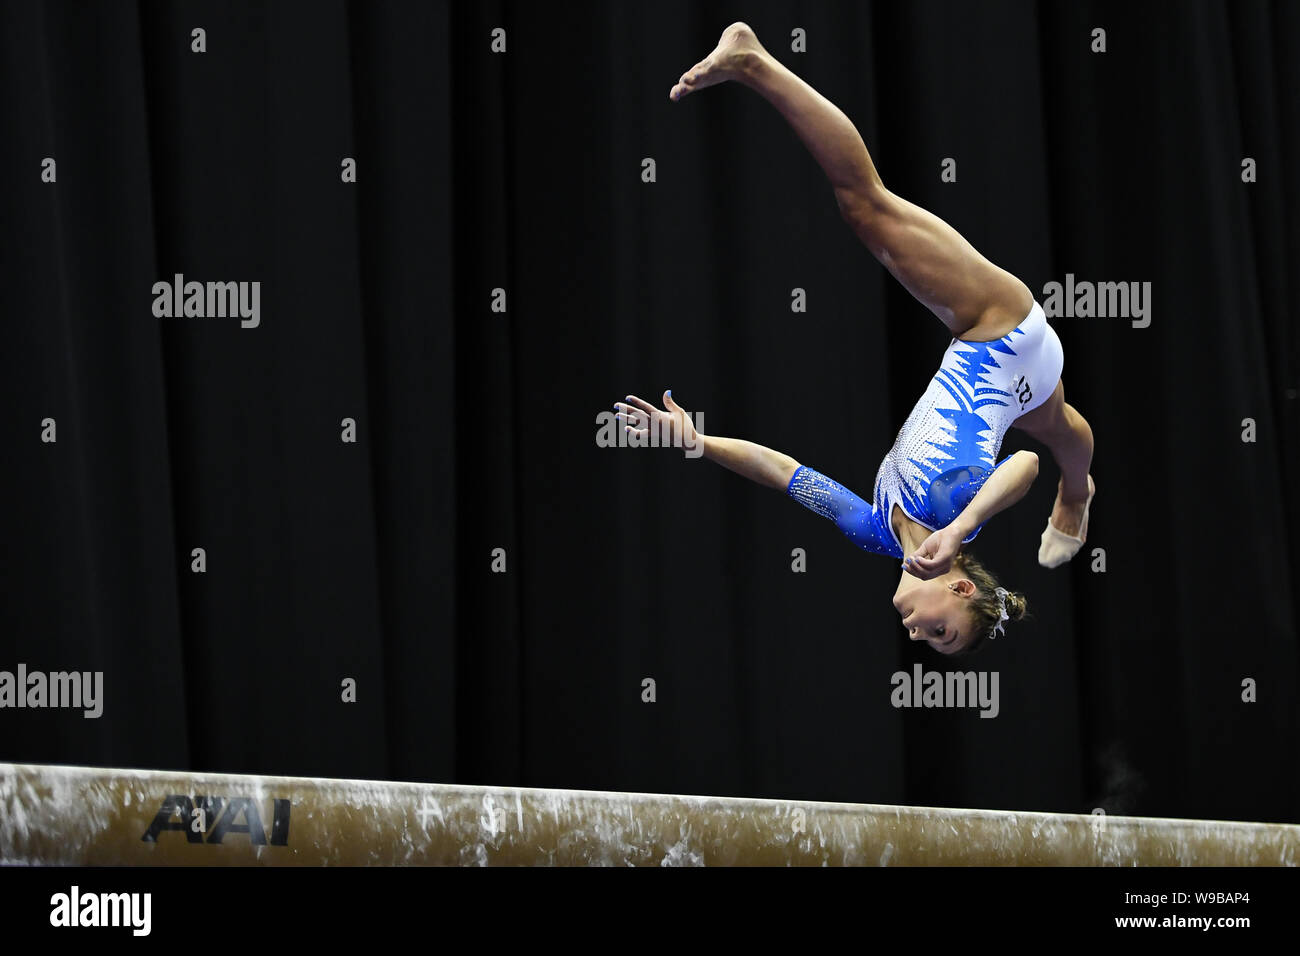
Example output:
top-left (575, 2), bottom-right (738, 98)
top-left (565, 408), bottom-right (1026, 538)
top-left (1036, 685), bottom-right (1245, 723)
top-left (614, 409), bottom-right (647, 428)
top-left (905, 556), bottom-right (940, 579)
top-left (623, 394), bottom-right (660, 416)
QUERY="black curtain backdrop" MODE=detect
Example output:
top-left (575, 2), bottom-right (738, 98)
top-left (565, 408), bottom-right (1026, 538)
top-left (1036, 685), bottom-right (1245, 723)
top-left (1, 0), bottom-right (1296, 825)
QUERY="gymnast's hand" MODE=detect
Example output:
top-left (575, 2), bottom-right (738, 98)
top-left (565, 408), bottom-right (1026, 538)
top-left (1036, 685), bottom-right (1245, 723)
top-left (904, 526), bottom-right (963, 579)
top-left (614, 390), bottom-right (700, 450)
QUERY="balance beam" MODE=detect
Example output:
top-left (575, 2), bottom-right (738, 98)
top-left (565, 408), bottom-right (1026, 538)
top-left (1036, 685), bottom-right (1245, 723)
top-left (1, 763), bottom-right (1295, 866)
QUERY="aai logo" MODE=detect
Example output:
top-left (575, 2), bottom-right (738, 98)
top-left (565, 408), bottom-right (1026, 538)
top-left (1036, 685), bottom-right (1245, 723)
top-left (141, 794), bottom-right (291, 845)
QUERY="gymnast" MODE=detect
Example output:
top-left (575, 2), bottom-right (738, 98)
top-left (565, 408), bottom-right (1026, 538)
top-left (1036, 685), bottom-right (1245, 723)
top-left (614, 24), bottom-right (1096, 655)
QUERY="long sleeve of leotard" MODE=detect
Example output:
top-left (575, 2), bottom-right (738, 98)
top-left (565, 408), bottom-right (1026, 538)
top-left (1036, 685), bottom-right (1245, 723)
top-left (785, 465), bottom-right (903, 559)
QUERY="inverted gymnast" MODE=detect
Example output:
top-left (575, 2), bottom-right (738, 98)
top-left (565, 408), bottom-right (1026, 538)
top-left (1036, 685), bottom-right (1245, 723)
top-left (614, 24), bottom-right (1096, 656)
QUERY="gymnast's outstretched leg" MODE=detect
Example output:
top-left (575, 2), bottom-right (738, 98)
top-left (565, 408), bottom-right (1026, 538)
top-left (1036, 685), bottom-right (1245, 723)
top-left (671, 23), bottom-right (1095, 554)
top-left (670, 22), bottom-right (1032, 339)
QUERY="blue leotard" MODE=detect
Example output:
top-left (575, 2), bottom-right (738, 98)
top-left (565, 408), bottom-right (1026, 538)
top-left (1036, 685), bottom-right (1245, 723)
top-left (787, 301), bottom-right (1063, 559)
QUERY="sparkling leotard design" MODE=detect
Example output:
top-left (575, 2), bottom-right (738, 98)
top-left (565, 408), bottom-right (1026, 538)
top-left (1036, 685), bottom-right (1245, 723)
top-left (787, 302), bottom-right (1063, 558)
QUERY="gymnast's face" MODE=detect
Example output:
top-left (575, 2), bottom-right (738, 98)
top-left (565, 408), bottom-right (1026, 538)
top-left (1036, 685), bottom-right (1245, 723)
top-left (896, 576), bottom-right (977, 655)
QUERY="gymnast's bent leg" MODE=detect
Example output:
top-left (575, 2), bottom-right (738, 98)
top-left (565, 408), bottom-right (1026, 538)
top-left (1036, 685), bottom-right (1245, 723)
top-left (1012, 379), bottom-right (1096, 549)
top-left (670, 22), bottom-right (1031, 340)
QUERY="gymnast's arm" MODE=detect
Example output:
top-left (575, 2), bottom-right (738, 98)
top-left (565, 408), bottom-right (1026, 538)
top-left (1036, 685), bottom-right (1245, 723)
top-left (700, 433), bottom-right (896, 556)
top-left (614, 391), bottom-right (800, 489)
top-left (700, 437), bottom-right (898, 558)
top-left (699, 434), bottom-right (800, 489)
top-left (949, 450), bottom-right (1040, 536)
top-left (613, 390), bottom-right (892, 551)
top-left (905, 450), bottom-right (1040, 577)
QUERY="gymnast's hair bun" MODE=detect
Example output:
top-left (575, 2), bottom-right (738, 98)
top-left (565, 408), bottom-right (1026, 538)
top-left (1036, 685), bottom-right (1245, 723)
top-left (1003, 591), bottom-right (1028, 622)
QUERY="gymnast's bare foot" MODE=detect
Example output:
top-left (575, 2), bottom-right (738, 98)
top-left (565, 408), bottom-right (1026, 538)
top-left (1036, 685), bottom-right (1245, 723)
top-left (1049, 474), bottom-right (1094, 539)
top-left (669, 22), bottom-right (768, 101)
